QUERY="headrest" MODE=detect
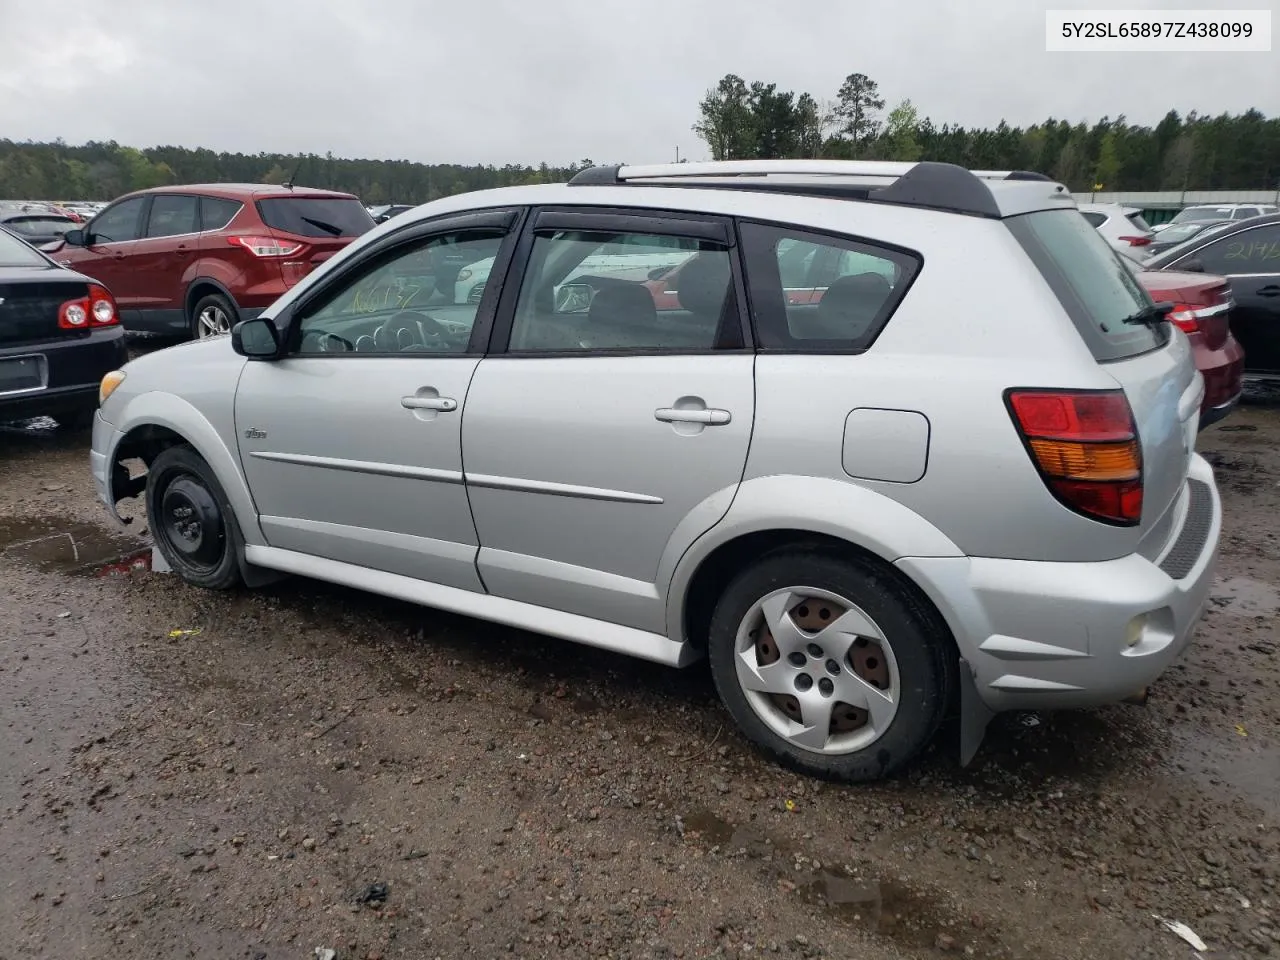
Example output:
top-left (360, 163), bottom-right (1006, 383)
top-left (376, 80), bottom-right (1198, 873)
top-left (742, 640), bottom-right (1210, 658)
top-left (675, 254), bottom-right (731, 321)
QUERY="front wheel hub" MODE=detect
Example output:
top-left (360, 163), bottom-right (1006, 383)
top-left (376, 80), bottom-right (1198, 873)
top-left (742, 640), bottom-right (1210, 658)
top-left (160, 476), bottom-right (225, 569)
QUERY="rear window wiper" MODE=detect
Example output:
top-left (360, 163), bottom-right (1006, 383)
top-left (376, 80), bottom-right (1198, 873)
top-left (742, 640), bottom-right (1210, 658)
top-left (299, 216), bottom-right (343, 236)
top-left (1119, 302), bottom-right (1173, 328)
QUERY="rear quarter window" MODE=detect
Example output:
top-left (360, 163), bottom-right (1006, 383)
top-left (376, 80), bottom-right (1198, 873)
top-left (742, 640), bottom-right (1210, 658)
top-left (739, 221), bottom-right (920, 352)
top-left (256, 197), bottom-right (375, 238)
top-left (1007, 209), bottom-right (1168, 362)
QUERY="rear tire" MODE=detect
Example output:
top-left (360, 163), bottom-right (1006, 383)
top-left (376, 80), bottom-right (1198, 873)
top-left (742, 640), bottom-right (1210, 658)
top-left (145, 445), bottom-right (242, 590)
top-left (707, 549), bottom-right (953, 783)
top-left (190, 291), bottom-right (237, 340)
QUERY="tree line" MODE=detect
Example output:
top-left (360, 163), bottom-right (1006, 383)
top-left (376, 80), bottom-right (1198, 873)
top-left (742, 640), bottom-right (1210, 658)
top-left (693, 72), bottom-right (1280, 192)
top-left (3, 73), bottom-right (1278, 203)
top-left (0, 139), bottom-right (595, 203)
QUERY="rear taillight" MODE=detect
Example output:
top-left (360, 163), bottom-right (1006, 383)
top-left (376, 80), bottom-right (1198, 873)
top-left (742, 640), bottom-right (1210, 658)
top-left (1006, 389), bottom-right (1143, 526)
top-left (228, 235), bottom-right (304, 257)
top-left (59, 284), bottom-right (118, 329)
top-left (1166, 303), bottom-right (1199, 333)
top-left (1121, 235), bottom-right (1152, 247)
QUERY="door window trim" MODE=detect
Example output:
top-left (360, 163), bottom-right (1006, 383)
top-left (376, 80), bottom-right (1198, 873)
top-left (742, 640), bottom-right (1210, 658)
top-left (274, 207), bottom-right (525, 358)
top-left (484, 205), bottom-right (754, 357)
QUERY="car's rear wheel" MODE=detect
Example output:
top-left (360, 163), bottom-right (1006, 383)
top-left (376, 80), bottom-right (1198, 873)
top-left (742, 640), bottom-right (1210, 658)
top-left (191, 291), bottom-right (236, 340)
top-left (145, 445), bottom-right (242, 589)
top-left (707, 549), bottom-right (953, 782)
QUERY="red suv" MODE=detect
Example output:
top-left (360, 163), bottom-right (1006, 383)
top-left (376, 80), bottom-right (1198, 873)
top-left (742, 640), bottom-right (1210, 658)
top-left (44, 184), bottom-right (375, 339)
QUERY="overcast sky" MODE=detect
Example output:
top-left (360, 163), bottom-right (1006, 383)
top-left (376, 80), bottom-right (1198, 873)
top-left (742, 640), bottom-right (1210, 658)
top-left (0, 0), bottom-right (1275, 166)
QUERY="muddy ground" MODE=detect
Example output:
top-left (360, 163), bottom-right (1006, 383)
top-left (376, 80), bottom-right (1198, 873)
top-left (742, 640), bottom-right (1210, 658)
top-left (2, 370), bottom-right (1278, 960)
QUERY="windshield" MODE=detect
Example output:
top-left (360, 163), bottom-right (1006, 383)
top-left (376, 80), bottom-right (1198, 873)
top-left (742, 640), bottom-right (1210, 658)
top-left (1156, 221), bottom-right (1225, 245)
top-left (1007, 208), bottom-right (1167, 362)
top-left (256, 196), bottom-right (375, 238)
top-left (0, 228), bottom-right (49, 266)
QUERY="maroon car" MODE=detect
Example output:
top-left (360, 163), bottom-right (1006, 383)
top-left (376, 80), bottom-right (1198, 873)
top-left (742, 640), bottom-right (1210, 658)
top-left (43, 184), bottom-right (375, 340)
top-left (1134, 267), bottom-right (1244, 429)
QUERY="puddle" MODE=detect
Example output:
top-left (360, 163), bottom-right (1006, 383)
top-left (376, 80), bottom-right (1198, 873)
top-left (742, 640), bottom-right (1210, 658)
top-left (0, 516), bottom-right (150, 577)
top-left (1209, 576), bottom-right (1280, 618)
top-left (680, 809), bottom-right (992, 955)
top-left (1171, 729), bottom-right (1280, 821)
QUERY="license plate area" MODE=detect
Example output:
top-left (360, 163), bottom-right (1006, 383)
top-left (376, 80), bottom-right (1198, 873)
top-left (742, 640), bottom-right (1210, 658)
top-left (0, 354), bottom-right (48, 396)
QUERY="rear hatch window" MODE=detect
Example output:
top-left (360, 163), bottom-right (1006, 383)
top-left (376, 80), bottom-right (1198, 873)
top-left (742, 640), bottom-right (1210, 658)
top-left (1006, 209), bottom-right (1169, 362)
top-left (256, 197), bottom-right (375, 239)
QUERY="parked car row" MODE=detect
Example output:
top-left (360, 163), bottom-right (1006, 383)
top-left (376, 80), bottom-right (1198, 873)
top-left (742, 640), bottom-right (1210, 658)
top-left (84, 159), bottom-right (1226, 783)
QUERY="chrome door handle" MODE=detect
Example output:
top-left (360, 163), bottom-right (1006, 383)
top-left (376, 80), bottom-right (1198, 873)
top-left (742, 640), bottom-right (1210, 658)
top-left (655, 407), bottom-right (731, 426)
top-left (401, 396), bottom-right (457, 412)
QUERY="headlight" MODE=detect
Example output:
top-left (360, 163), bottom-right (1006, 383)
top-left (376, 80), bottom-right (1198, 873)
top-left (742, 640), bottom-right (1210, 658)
top-left (99, 370), bottom-right (126, 405)
top-left (456, 268), bottom-right (473, 282)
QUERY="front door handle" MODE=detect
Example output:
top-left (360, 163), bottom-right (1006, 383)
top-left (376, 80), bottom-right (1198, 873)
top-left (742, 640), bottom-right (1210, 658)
top-left (655, 407), bottom-right (731, 426)
top-left (112, 251), bottom-right (126, 260)
top-left (401, 396), bottom-right (457, 412)
top-left (1257, 284), bottom-right (1280, 298)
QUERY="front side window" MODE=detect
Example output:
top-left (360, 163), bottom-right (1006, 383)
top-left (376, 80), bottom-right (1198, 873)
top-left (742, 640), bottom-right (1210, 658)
top-left (89, 197), bottom-right (147, 243)
top-left (507, 229), bottom-right (735, 353)
top-left (740, 222), bottom-right (916, 351)
top-left (1188, 225), bottom-right (1280, 275)
top-left (293, 230), bottom-right (504, 355)
top-left (147, 195), bottom-right (199, 238)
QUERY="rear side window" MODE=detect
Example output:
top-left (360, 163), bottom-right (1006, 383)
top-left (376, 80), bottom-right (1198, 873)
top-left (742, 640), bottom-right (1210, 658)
top-left (1007, 209), bottom-right (1167, 362)
top-left (256, 197), bottom-right (375, 238)
top-left (1080, 211), bottom-right (1107, 228)
top-left (739, 222), bottom-right (918, 351)
top-left (147, 195), bottom-right (198, 237)
top-left (199, 197), bottom-right (242, 231)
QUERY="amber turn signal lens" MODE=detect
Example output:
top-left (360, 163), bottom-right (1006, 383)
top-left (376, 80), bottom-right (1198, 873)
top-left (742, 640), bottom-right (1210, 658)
top-left (99, 370), bottom-right (126, 405)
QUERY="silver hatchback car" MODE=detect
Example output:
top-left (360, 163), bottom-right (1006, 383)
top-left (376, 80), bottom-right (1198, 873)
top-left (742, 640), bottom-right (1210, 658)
top-left (90, 160), bottom-right (1221, 782)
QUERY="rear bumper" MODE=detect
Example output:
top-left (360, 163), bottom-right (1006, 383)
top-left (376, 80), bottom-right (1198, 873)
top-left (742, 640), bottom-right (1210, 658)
top-left (897, 454), bottom-right (1221, 712)
top-left (1197, 335), bottom-right (1245, 429)
top-left (0, 328), bottom-right (127, 420)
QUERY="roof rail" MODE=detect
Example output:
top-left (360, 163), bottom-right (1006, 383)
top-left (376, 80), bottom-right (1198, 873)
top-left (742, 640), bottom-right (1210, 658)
top-left (566, 160), bottom-right (1063, 218)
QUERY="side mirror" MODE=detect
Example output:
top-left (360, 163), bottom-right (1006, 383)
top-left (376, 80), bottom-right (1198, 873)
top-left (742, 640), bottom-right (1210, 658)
top-left (63, 228), bottom-right (86, 246)
top-left (555, 283), bottom-right (594, 314)
top-left (231, 317), bottom-right (281, 358)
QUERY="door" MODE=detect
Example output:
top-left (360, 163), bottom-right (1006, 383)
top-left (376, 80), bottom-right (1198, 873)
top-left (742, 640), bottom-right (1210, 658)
top-left (58, 196), bottom-right (149, 320)
top-left (462, 208), bottom-right (755, 632)
top-left (131, 193), bottom-right (201, 327)
top-left (234, 209), bottom-right (522, 590)
top-left (1179, 222), bottom-right (1280, 374)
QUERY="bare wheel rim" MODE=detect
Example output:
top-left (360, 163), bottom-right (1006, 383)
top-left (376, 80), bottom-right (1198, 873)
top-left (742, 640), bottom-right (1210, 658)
top-left (734, 586), bottom-right (900, 755)
top-left (197, 304), bottom-right (231, 338)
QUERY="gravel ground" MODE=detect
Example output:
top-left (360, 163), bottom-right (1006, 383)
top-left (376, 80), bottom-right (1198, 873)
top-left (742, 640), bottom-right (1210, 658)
top-left (1, 373), bottom-right (1278, 960)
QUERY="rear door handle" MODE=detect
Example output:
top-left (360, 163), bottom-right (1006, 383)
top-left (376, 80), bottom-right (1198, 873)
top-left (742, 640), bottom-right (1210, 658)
top-left (1257, 285), bottom-right (1280, 297)
top-left (655, 407), bottom-right (731, 425)
top-left (401, 396), bottom-right (457, 412)
top-left (112, 252), bottom-right (126, 260)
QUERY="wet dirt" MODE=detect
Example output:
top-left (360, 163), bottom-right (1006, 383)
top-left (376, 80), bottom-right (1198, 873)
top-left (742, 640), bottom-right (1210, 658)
top-left (1, 400), bottom-right (1278, 960)
top-left (0, 516), bottom-right (149, 577)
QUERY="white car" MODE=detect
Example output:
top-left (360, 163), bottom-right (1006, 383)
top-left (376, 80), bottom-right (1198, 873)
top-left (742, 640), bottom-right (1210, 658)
top-left (1150, 203), bottom-right (1278, 233)
top-left (1077, 204), bottom-right (1155, 258)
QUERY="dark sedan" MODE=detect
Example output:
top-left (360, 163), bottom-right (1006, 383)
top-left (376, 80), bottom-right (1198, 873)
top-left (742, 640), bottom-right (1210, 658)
top-left (1145, 213), bottom-right (1280, 379)
top-left (0, 225), bottom-right (128, 426)
top-left (0, 207), bottom-right (80, 247)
